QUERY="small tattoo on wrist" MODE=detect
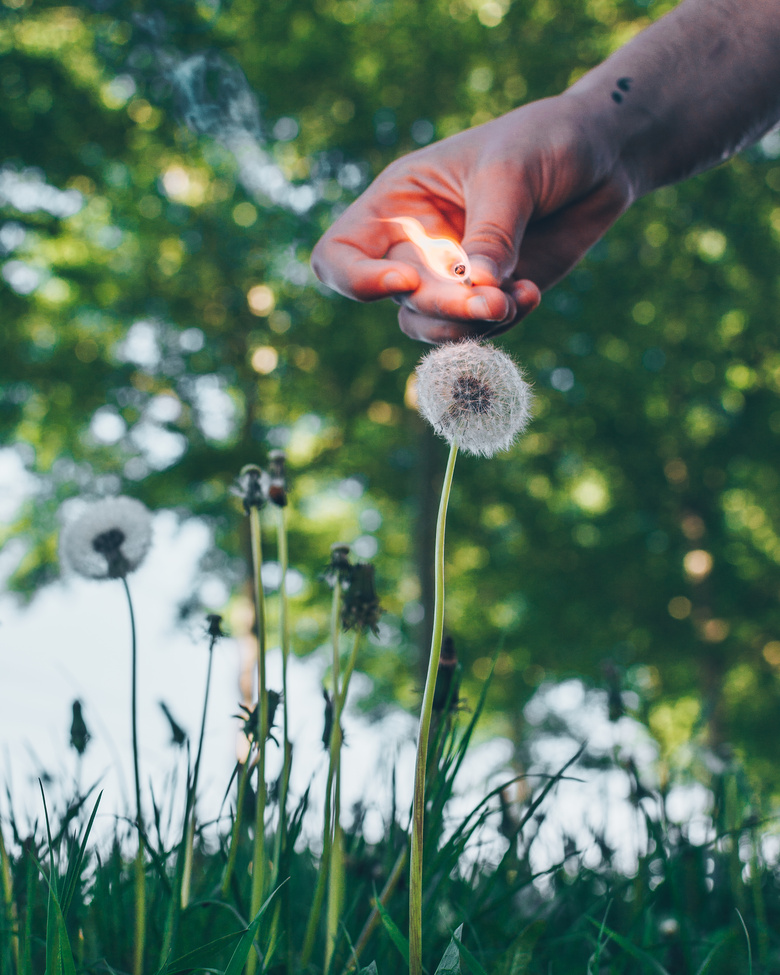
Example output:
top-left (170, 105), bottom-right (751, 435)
top-left (611, 76), bottom-right (632, 104)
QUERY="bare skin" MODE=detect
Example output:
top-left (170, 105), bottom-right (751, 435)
top-left (311, 0), bottom-right (780, 343)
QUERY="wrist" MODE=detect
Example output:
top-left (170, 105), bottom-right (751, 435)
top-left (560, 78), bottom-right (660, 201)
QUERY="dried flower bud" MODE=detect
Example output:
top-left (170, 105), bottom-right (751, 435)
top-left (322, 688), bottom-right (335, 748)
top-left (323, 542), bottom-right (353, 588)
top-left (159, 701), bottom-right (187, 747)
top-left (341, 562), bottom-right (382, 635)
top-left (267, 478), bottom-right (288, 508)
top-left (235, 690), bottom-right (282, 744)
top-left (69, 700), bottom-right (90, 757)
top-left (60, 496), bottom-right (153, 580)
top-left (415, 340), bottom-right (533, 457)
top-left (234, 464), bottom-right (268, 513)
top-left (432, 635), bottom-right (461, 713)
top-left (206, 613), bottom-right (225, 640)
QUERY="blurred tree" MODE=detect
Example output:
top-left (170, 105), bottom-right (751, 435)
top-left (4, 0), bottom-right (780, 789)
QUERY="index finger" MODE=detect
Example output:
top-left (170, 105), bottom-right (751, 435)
top-left (311, 231), bottom-right (421, 302)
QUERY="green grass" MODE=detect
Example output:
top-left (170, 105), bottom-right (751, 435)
top-left (2, 686), bottom-right (780, 974)
top-left (3, 473), bottom-right (780, 974)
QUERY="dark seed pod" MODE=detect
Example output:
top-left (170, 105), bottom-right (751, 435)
top-left (341, 562), bottom-right (382, 635)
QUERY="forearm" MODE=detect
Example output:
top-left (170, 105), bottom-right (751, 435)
top-left (565, 0), bottom-right (780, 196)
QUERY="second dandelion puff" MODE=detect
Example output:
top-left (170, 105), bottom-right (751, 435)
top-left (415, 339), bottom-right (533, 457)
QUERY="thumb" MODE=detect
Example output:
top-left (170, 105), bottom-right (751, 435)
top-left (461, 175), bottom-right (531, 286)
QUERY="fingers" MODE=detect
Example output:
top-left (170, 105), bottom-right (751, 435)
top-left (461, 168), bottom-right (532, 283)
top-left (398, 278), bottom-right (541, 343)
top-left (311, 230), bottom-right (421, 301)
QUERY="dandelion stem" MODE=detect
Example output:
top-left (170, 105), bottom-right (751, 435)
top-left (325, 762), bottom-right (343, 973)
top-left (300, 579), bottom-right (343, 968)
top-left (325, 626), bottom-right (361, 972)
top-left (222, 753), bottom-right (252, 898)
top-left (274, 504), bottom-right (294, 974)
top-left (337, 627), bottom-right (362, 713)
top-left (248, 505), bottom-right (269, 975)
top-left (121, 576), bottom-right (146, 975)
top-left (277, 505), bottom-right (291, 759)
top-left (409, 440), bottom-right (458, 975)
top-left (180, 628), bottom-right (217, 911)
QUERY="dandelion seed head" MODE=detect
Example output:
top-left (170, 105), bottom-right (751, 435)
top-left (60, 496), bottom-right (153, 579)
top-left (415, 340), bottom-right (533, 457)
top-left (233, 463), bottom-right (270, 512)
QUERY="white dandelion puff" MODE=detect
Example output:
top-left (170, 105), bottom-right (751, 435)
top-left (60, 496), bottom-right (153, 579)
top-left (415, 340), bottom-right (533, 457)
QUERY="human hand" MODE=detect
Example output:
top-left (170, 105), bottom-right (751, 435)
top-left (311, 94), bottom-right (634, 343)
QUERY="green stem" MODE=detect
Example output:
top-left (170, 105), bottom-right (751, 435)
top-left (179, 630), bottom-right (216, 916)
top-left (222, 754), bottom-right (252, 898)
top-left (0, 826), bottom-right (19, 975)
top-left (326, 625), bottom-right (363, 972)
top-left (122, 576), bottom-right (146, 975)
top-left (325, 763), bottom-right (343, 973)
top-left (409, 441), bottom-right (458, 975)
top-left (337, 629), bottom-right (362, 714)
top-left (277, 505), bottom-right (291, 759)
top-left (248, 506), bottom-right (268, 975)
top-left (22, 846), bottom-right (33, 975)
top-left (274, 505), bottom-right (294, 973)
top-left (300, 580), bottom-right (343, 968)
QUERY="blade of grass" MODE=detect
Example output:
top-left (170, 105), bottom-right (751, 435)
top-left (694, 934), bottom-right (729, 975)
top-left (0, 823), bottom-right (19, 975)
top-left (375, 898), bottom-right (410, 968)
top-left (29, 848), bottom-right (77, 975)
top-left (493, 919), bottom-right (544, 975)
top-left (163, 930), bottom-right (244, 973)
top-left (586, 902), bottom-right (611, 975)
top-left (222, 884), bottom-right (283, 975)
top-left (60, 791), bottom-right (101, 919)
top-left (736, 908), bottom-right (752, 975)
top-left (435, 923), bottom-right (463, 974)
top-left (586, 918), bottom-right (670, 975)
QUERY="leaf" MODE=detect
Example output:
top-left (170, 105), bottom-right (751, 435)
top-left (375, 898), bottom-right (409, 967)
top-left (32, 851), bottom-right (77, 975)
top-left (222, 885), bottom-right (282, 975)
top-left (694, 936), bottom-right (729, 975)
top-left (164, 931), bottom-right (243, 973)
top-left (435, 923), bottom-right (463, 974)
top-left (497, 920), bottom-right (545, 975)
top-left (360, 963), bottom-right (379, 975)
top-left (60, 791), bottom-right (102, 919)
top-left (586, 918), bottom-right (670, 975)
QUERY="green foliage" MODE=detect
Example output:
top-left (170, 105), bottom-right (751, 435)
top-left (4, 722), bottom-right (780, 973)
top-left (434, 923), bottom-right (463, 974)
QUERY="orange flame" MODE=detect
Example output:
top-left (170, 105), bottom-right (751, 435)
top-left (383, 217), bottom-right (472, 285)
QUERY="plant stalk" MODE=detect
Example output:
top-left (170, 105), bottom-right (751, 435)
top-left (181, 630), bottom-right (217, 909)
top-left (276, 506), bottom-right (294, 972)
top-left (0, 826), bottom-right (19, 975)
top-left (326, 624), bottom-right (363, 971)
top-left (222, 753), bottom-right (252, 898)
top-left (300, 579), bottom-right (343, 968)
top-left (409, 441), bottom-right (458, 975)
top-left (248, 506), bottom-right (269, 975)
top-left (122, 576), bottom-right (146, 975)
